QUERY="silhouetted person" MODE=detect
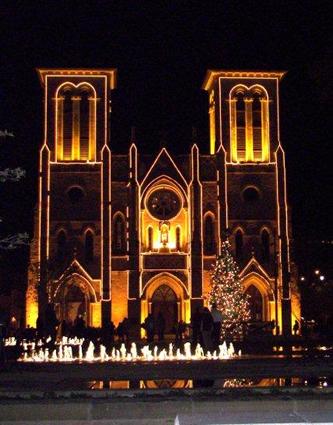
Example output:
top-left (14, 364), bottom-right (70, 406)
top-left (74, 314), bottom-right (86, 338)
top-left (175, 320), bottom-right (186, 343)
top-left (45, 304), bottom-right (58, 341)
top-left (191, 307), bottom-right (202, 345)
top-left (200, 307), bottom-right (214, 352)
top-left (142, 314), bottom-right (154, 343)
top-left (156, 312), bottom-right (166, 341)
top-left (211, 303), bottom-right (223, 348)
top-left (293, 319), bottom-right (300, 335)
top-left (36, 315), bottom-right (44, 340)
top-left (117, 318), bottom-right (130, 343)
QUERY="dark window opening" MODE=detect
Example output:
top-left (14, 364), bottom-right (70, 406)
top-left (67, 186), bottom-right (85, 204)
top-left (57, 230), bottom-right (67, 261)
top-left (235, 230), bottom-right (243, 261)
top-left (113, 214), bottom-right (126, 255)
top-left (261, 229), bottom-right (270, 263)
top-left (85, 231), bottom-right (94, 263)
top-left (242, 187), bottom-right (260, 203)
top-left (204, 215), bottom-right (215, 255)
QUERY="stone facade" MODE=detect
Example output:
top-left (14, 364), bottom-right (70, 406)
top-left (26, 68), bottom-right (300, 336)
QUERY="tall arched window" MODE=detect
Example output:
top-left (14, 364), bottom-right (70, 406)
top-left (236, 92), bottom-right (246, 161)
top-left (56, 83), bottom-right (96, 161)
top-left (245, 285), bottom-right (263, 321)
top-left (252, 93), bottom-right (262, 161)
top-left (204, 214), bottom-right (215, 255)
top-left (56, 230), bottom-right (67, 261)
top-left (261, 229), bottom-right (270, 263)
top-left (113, 214), bottom-right (126, 254)
top-left (235, 229), bottom-right (243, 261)
top-left (85, 230), bottom-right (94, 263)
top-left (62, 91), bottom-right (72, 160)
top-left (230, 85), bottom-right (269, 163)
top-left (80, 90), bottom-right (90, 160)
top-left (176, 226), bottom-right (181, 251)
top-left (147, 226), bottom-right (153, 251)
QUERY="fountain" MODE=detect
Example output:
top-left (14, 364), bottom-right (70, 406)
top-left (2, 336), bottom-right (239, 363)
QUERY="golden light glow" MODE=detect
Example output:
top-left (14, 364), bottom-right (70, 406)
top-left (55, 82), bottom-right (97, 162)
top-left (229, 85), bottom-right (270, 163)
top-left (209, 91), bottom-right (216, 154)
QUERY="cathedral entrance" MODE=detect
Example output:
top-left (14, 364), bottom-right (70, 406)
top-left (245, 285), bottom-right (263, 321)
top-left (151, 284), bottom-right (178, 333)
top-left (64, 284), bottom-right (89, 325)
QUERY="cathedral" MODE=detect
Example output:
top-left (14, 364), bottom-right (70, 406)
top-left (26, 68), bottom-right (300, 336)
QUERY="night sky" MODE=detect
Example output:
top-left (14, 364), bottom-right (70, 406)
top-left (0, 1), bottom-right (332, 287)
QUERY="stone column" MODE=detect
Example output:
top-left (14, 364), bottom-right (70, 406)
top-left (276, 146), bottom-right (291, 336)
top-left (71, 96), bottom-right (81, 160)
top-left (128, 144), bottom-right (140, 333)
top-left (190, 145), bottom-right (203, 313)
top-left (101, 145), bottom-right (112, 326)
top-left (245, 97), bottom-right (253, 162)
top-left (38, 144), bottom-right (50, 319)
top-left (56, 96), bottom-right (64, 161)
top-left (260, 97), bottom-right (270, 162)
top-left (230, 98), bottom-right (238, 162)
top-left (88, 96), bottom-right (96, 161)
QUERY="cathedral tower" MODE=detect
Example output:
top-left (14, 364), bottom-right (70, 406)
top-left (26, 69), bottom-right (116, 327)
top-left (202, 70), bottom-right (298, 335)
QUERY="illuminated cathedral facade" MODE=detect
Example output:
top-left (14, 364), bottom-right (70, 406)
top-left (26, 68), bottom-right (300, 336)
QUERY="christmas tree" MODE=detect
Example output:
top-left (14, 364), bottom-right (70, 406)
top-left (209, 239), bottom-right (251, 339)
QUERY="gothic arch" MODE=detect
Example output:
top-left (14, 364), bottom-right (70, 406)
top-left (233, 226), bottom-right (244, 261)
top-left (55, 81), bottom-right (97, 161)
top-left (141, 175), bottom-right (188, 211)
top-left (203, 212), bottom-right (216, 255)
top-left (229, 84), bottom-right (270, 163)
top-left (141, 272), bottom-right (191, 332)
top-left (112, 212), bottom-right (127, 254)
top-left (242, 272), bottom-right (275, 322)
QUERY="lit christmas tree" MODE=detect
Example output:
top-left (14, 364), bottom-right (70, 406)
top-left (209, 239), bottom-right (251, 339)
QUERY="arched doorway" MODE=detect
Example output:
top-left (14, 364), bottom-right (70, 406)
top-left (64, 284), bottom-right (88, 325)
top-left (54, 274), bottom-right (96, 326)
top-left (151, 284), bottom-right (178, 333)
top-left (245, 285), bottom-right (263, 321)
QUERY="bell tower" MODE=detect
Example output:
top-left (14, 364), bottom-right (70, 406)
top-left (203, 70), bottom-right (294, 335)
top-left (26, 69), bottom-right (117, 328)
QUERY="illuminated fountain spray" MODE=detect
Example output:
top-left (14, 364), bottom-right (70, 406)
top-left (15, 337), bottom-right (240, 363)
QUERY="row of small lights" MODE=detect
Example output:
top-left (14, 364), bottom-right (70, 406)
top-left (300, 270), bottom-right (325, 282)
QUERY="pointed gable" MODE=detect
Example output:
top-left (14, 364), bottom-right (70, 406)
top-left (239, 256), bottom-right (272, 281)
top-left (140, 148), bottom-right (189, 194)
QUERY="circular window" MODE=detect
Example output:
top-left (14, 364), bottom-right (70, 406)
top-left (242, 186), bottom-right (260, 202)
top-left (67, 186), bottom-right (85, 204)
top-left (147, 189), bottom-right (181, 220)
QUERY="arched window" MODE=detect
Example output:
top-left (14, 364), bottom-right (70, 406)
top-left (56, 230), bottom-right (67, 261)
top-left (261, 229), bottom-right (270, 263)
top-left (235, 229), bottom-right (243, 261)
top-left (56, 83), bottom-right (96, 161)
top-left (230, 85), bottom-right (269, 163)
top-left (252, 93), bottom-right (262, 161)
top-left (245, 285), bottom-right (263, 321)
top-left (80, 90), bottom-right (90, 160)
top-left (113, 214), bottom-right (126, 254)
top-left (147, 226), bottom-right (153, 251)
top-left (85, 230), bottom-right (94, 263)
top-left (176, 226), bottom-right (181, 251)
top-left (63, 91), bottom-right (72, 160)
top-left (204, 215), bottom-right (215, 255)
top-left (236, 92), bottom-right (246, 161)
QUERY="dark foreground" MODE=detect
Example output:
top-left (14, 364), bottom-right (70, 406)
top-left (1, 356), bottom-right (333, 423)
top-left (1, 394), bottom-right (333, 424)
